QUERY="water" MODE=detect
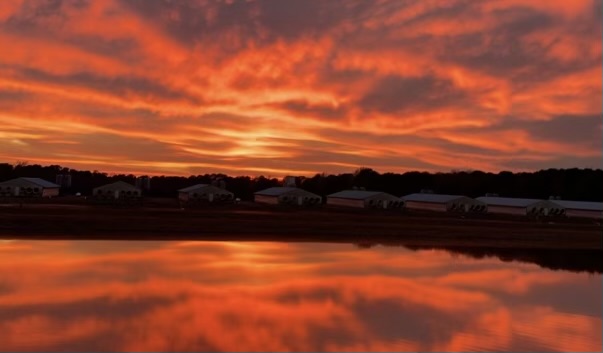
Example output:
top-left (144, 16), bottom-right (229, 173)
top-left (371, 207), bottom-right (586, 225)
top-left (0, 240), bottom-right (600, 352)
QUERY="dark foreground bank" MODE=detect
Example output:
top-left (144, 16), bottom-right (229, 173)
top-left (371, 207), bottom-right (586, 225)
top-left (0, 203), bottom-right (600, 250)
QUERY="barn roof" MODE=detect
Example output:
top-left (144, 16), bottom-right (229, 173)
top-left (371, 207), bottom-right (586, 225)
top-left (255, 187), bottom-right (319, 197)
top-left (0, 177), bottom-right (59, 188)
top-left (179, 184), bottom-right (233, 194)
top-left (552, 200), bottom-right (603, 211)
top-left (328, 190), bottom-right (394, 200)
top-left (476, 196), bottom-right (548, 207)
top-left (93, 181), bottom-right (140, 191)
top-left (401, 193), bottom-right (471, 204)
top-left (178, 184), bottom-right (209, 193)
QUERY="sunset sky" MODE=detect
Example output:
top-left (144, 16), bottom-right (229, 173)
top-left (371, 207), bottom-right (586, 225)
top-left (0, 0), bottom-right (601, 176)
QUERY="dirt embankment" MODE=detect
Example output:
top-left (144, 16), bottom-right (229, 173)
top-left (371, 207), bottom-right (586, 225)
top-left (0, 202), bottom-right (600, 250)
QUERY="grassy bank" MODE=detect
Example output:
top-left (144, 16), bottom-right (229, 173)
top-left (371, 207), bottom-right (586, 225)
top-left (0, 202), bottom-right (600, 250)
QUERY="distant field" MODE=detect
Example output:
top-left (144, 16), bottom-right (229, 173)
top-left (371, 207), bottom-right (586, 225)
top-left (0, 199), bottom-right (600, 250)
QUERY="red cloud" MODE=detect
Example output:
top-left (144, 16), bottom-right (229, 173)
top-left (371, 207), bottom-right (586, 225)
top-left (0, 0), bottom-right (600, 175)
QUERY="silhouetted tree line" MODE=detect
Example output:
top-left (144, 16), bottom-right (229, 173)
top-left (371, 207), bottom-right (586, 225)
top-left (1, 163), bottom-right (602, 201)
top-left (355, 242), bottom-right (602, 273)
top-left (402, 245), bottom-right (602, 274)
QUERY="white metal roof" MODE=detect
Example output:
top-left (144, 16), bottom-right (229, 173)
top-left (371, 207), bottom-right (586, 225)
top-left (93, 181), bottom-right (140, 191)
top-left (0, 177), bottom-right (59, 188)
top-left (328, 190), bottom-right (395, 200)
top-left (552, 200), bottom-right (603, 211)
top-left (178, 184), bottom-right (209, 193)
top-left (476, 196), bottom-right (549, 208)
top-left (255, 187), bottom-right (318, 197)
top-left (401, 193), bottom-right (472, 204)
top-left (178, 184), bottom-right (233, 194)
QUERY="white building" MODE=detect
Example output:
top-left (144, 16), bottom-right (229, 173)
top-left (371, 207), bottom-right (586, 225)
top-left (0, 177), bottom-right (60, 198)
top-left (476, 196), bottom-right (564, 216)
top-left (178, 184), bottom-right (234, 204)
top-left (551, 200), bottom-right (602, 219)
top-left (327, 190), bottom-right (402, 209)
top-left (401, 193), bottom-right (486, 213)
top-left (93, 181), bottom-right (141, 201)
top-left (254, 187), bottom-right (321, 206)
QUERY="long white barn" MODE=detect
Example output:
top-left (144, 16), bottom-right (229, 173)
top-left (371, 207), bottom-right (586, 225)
top-left (551, 200), bottom-right (603, 219)
top-left (327, 190), bottom-right (402, 209)
top-left (476, 196), bottom-right (564, 216)
top-left (401, 193), bottom-right (486, 213)
top-left (0, 177), bottom-right (60, 198)
top-left (93, 181), bottom-right (141, 200)
top-left (178, 184), bottom-right (234, 204)
top-left (255, 187), bottom-right (321, 206)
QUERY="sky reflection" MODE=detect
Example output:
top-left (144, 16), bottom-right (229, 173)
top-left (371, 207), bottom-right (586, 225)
top-left (0, 240), bottom-right (600, 352)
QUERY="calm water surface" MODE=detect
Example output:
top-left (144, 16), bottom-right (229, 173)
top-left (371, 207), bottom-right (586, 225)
top-left (0, 240), bottom-right (600, 352)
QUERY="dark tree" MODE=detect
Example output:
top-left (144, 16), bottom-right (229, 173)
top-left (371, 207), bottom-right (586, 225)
top-left (0, 163), bottom-right (601, 201)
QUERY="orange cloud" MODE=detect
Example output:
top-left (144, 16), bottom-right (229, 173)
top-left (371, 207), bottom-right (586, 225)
top-left (0, 0), bottom-right (600, 175)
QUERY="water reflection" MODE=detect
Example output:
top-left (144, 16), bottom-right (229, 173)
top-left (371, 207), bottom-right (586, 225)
top-left (0, 241), bottom-right (600, 352)
top-left (381, 243), bottom-right (603, 274)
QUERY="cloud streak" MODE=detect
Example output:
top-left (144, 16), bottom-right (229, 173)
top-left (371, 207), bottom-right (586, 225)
top-left (0, 0), bottom-right (600, 175)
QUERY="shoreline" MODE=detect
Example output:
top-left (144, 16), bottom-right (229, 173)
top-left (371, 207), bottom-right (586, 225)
top-left (1, 203), bottom-right (601, 250)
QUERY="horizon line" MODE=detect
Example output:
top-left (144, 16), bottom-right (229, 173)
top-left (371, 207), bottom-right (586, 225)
top-left (2, 161), bottom-right (602, 179)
